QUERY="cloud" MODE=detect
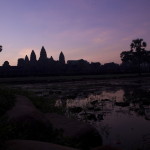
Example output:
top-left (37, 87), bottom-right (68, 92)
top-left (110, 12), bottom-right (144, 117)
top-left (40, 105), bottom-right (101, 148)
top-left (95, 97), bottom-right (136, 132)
top-left (52, 27), bottom-right (115, 47)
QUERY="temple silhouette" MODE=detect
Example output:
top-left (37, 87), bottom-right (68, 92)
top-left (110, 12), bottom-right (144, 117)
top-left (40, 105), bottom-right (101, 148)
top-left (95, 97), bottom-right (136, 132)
top-left (0, 46), bottom-right (102, 77)
top-left (1, 46), bottom-right (149, 77)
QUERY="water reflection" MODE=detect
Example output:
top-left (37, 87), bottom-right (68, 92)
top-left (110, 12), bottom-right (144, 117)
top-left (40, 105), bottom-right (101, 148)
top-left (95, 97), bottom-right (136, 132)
top-left (57, 89), bottom-right (150, 121)
top-left (56, 88), bottom-right (150, 150)
top-left (10, 81), bottom-right (150, 150)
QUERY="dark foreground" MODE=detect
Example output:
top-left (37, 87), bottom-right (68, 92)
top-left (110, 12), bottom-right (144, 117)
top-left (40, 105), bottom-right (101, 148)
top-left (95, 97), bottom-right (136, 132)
top-left (0, 75), bottom-right (150, 150)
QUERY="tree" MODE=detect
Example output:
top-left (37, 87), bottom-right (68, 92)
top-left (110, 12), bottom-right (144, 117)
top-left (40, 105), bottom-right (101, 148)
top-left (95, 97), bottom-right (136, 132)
top-left (0, 45), bottom-right (2, 52)
top-left (120, 38), bottom-right (149, 75)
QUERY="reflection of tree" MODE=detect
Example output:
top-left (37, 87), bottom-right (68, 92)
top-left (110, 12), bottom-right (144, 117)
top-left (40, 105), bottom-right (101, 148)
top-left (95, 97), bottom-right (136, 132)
top-left (123, 88), bottom-right (150, 117)
top-left (123, 88), bottom-right (150, 104)
top-left (100, 124), bottom-right (111, 138)
top-left (123, 88), bottom-right (134, 103)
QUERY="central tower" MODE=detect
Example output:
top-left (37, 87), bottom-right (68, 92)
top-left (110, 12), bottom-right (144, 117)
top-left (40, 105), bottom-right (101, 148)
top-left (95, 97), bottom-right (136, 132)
top-left (59, 51), bottom-right (65, 64)
top-left (39, 46), bottom-right (47, 61)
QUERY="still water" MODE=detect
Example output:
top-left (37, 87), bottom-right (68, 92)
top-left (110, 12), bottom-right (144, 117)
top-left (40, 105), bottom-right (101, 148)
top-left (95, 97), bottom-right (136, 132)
top-left (56, 88), bottom-right (150, 150)
top-left (11, 79), bottom-right (150, 150)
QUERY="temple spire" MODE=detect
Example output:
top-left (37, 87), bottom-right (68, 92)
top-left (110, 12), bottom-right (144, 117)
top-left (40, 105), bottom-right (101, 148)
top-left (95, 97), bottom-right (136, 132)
top-left (39, 46), bottom-right (47, 61)
top-left (50, 56), bottom-right (54, 61)
top-left (25, 55), bottom-right (29, 64)
top-left (30, 50), bottom-right (37, 62)
top-left (59, 51), bottom-right (65, 64)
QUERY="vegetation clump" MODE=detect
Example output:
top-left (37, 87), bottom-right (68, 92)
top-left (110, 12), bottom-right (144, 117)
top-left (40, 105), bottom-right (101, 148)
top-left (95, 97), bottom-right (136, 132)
top-left (0, 88), bottom-right (15, 117)
top-left (121, 38), bottom-right (150, 75)
top-left (0, 88), bottom-right (77, 149)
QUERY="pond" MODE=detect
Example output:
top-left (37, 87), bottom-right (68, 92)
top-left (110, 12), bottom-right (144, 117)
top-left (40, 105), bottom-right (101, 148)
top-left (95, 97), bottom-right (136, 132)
top-left (58, 88), bottom-right (150, 150)
top-left (10, 78), bottom-right (150, 150)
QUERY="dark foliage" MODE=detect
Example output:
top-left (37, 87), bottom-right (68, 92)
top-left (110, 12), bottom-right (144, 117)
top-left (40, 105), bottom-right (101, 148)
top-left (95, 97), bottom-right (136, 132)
top-left (120, 38), bottom-right (150, 75)
top-left (0, 88), bottom-right (15, 117)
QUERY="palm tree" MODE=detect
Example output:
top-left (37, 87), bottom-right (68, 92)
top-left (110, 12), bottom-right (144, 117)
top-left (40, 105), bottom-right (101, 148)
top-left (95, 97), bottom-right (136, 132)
top-left (120, 39), bottom-right (148, 75)
top-left (130, 39), bottom-right (147, 51)
top-left (130, 39), bottom-right (147, 75)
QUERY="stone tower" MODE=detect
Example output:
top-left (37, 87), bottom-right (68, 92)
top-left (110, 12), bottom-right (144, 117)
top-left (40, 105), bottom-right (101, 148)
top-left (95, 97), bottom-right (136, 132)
top-left (59, 51), bottom-right (65, 64)
top-left (30, 50), bottom-right (37, 63)
top-left (39, 46), bottom-right (47, 61)
top-left (49, 56), bottom-right (54, 63)
top-left (3, 61), bottom-right (10, 68)
top-left (17, 58), bottom-right (25, 67)
top-left (25, 55), bottom-right (29, 64)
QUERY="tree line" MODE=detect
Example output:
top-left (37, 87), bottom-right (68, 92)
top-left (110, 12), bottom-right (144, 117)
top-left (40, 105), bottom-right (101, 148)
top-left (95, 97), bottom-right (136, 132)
top-left (120, 38), bottom-right (150, 75)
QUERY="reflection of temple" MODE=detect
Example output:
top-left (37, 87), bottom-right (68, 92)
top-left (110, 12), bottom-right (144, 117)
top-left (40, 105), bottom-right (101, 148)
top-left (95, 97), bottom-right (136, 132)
top-left (0, 46), bottom-right (101, 76)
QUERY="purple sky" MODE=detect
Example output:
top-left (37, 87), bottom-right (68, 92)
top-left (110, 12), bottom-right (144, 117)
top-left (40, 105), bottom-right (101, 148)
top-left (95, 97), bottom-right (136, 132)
top-left (0, 0), bottom-right (150, 66)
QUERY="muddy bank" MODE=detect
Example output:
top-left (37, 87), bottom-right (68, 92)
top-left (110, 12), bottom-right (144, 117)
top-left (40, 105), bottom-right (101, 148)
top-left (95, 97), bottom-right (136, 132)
top-left (4, 95), bottom-right (102, 149)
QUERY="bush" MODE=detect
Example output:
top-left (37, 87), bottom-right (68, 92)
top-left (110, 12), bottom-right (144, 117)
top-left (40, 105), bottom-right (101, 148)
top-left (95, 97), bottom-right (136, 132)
top-left (0, 88), bottom-right (15, 117)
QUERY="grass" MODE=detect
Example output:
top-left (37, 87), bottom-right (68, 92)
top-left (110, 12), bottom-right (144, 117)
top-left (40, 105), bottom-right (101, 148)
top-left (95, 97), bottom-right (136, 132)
top-left (0, 87), bottom-right (65, 149)
top-left (0, 87), bottom-right (15, 117)
top-left (0, 73), bottom-right (150, 84)
top-left (10, 88), bottom-right (65, 114)
top-left (0, 87), bottom-right (92, 149)
top-left (0, 87), bottom-right (85, 149)
top-left (0, 87), bottom-right (16, 149)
